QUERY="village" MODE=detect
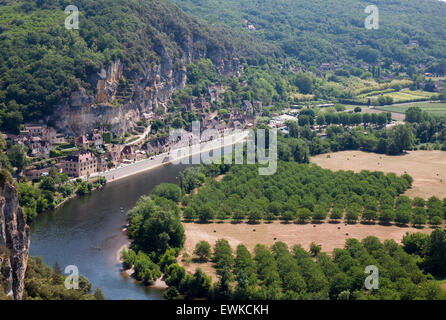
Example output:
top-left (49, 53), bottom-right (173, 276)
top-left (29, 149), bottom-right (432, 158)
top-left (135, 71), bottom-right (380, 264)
top-left (5, 93), bottom-right (260, 181)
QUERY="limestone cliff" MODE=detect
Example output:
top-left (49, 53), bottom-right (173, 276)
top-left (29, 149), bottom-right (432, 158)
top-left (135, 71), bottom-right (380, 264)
top-left (0, 179), bottom-right (30, 300)
top-left (50, 38), bottom-right (240, 137)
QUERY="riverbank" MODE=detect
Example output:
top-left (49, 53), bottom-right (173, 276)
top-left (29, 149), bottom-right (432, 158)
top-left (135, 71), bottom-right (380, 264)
top-left (117, 243), bottom-right (168, 290)
top-left (31, 156), bottom-right (190, 300)
top-left (92, 130), bottom-right (249, 184)
top-left (51, 131), bottom-right (248, 215)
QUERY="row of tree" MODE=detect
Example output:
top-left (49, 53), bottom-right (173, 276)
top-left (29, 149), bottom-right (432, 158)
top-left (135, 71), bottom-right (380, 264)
top-left (181, 161), bottom-right (418, 225)
top-left (165, 235), bottom-right (446, 300)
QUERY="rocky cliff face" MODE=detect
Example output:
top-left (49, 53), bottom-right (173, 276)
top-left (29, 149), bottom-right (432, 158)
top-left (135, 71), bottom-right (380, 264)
top-left (0, 179), bottom-right (30, 300)
top-left (50, 38), bottom-right (240, 137)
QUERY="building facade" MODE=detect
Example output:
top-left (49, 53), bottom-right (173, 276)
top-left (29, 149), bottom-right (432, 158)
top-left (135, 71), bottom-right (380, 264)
top-left (61, 151), bottom-right (98, 177)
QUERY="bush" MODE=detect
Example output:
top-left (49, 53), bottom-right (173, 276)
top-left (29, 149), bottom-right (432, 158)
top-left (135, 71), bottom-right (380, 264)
top-left (133, 252), bottom-right (161, 285)
top-left (121, 249), bottom-right (137, 270)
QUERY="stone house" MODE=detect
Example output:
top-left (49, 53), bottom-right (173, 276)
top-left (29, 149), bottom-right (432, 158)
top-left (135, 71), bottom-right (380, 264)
top-left (120, 145), bottom-right (136, 161)
top-left (87, 133), bottom-right (103, 148)
top-left (29, 138), bottom-right (54, 158)
top-left (75, 135), bottom-right (89, 149)
top-left (61, 151), bottom-right (98, 177)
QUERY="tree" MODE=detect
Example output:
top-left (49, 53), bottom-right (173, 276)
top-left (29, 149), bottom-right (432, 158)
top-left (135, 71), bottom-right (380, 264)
top-left (310, 242), bottom-right (322, 257)
top-left (76, 182), bottom-right (89, 195)
top-left (39, 176), bottom-right (56, 192)
top-left (133, 251), bottom-right (161, 285)
top-left (379, 209), bottom-right (395, 224)
top-left (293, 73), bottom-right (313, 94)
top-left (213, 239), bottom-right (234, 270)
top-left (121, 249), bottom-right (137, 270)
top-left (183, 207), bottom-right (196, 221)
top-left (184, 268), bottom-right (212, 299)
top-left (194, 241), bottom-right (211, 262)
top-left (395, 206), bottom-right (412, 225)
top-left (127, 197), bottom-right (185, 256)
top-left (7, 144), bottom-right (28, 174)
top-left (232, 208), bottom-right (245, 223)
top-left (412, 198), bottom-right (425, 208)
top-left (163, 286), bottom-right (182, 300)
top-left (413, 214), bottom-right (426, 227)
top-left (402, 232), bottom-right (429, 256)
top-left (329, 273), bottom-right (352, 299)
top-left (197, 204), bottom-right (214, 223)
top-left (52, 262), bottom-right (63, 285)
top-left (362, 208), bottom-right (377, 223)
top-left (316, 114), bottom-right (326, 126)
top-left (248, 207), bottom-right (263, 224)
top-left (296, 208), bottom-right (312, 224)
top-left (388, 124), bottom-right (415, 154)
top-left (424, 229), bottom-right (446, 277)
top-left (213, 267), bottom-right (233, 299)
top-left (429, 216), bottom-right (443, 227)
top-left (330, 209), bottom-right (344, 222)
top-left (151, 183), bottom-right (182, 202)
top-left (179, 167), bottom-right (205, 193)
top-left (94, 288), bottom-right (106, 300)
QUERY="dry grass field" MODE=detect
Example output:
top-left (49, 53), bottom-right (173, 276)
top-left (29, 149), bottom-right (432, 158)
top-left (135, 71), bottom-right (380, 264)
top-left (180, 150), bottom-right (445, 277)
top-left (181, 221), bottom-right (433, 279)
top-left (312, 150), bottom-right (446, 199)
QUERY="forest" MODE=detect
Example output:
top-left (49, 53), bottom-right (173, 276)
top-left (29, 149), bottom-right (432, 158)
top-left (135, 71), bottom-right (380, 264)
top-left (2, 0), bottom-right (446, 134)
top-left (123, 181), bottom-right (446, 300)
top-left (172, 0), bottom-right (446, 69)
top-left (0, 0), bottom-right (260, 132)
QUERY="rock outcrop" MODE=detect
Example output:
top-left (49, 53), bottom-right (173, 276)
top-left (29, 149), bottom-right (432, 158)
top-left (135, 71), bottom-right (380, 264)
top-left (0, 179), bottom-right (30, 300)
top-left (50, 39), bottom-right (240, 137)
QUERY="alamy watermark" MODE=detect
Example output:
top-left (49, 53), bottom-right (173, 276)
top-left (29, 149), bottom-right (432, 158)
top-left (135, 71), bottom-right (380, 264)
top-left (364, 265), bottom-right (379, 290)
top-left (365, 5), bottom-right (379, 30)
top-left (64, 265), bottom-right (79, 290)
top-left (169, 122), bottom-right (277, 175)
top-left (65, 5), bottom-right (79, 30)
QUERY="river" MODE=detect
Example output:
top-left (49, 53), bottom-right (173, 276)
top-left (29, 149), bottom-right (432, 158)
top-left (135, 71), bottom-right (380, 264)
top-left (29, 163), bottom-right (191, 300)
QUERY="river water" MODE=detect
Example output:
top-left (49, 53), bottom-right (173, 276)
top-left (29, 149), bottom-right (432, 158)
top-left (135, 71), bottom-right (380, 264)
top-left (30, 163), bottom-right (190, 300)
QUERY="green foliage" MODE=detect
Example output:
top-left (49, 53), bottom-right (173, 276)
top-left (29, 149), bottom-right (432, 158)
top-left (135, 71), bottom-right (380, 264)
top-left (133, 251), bottom-right (161, 285)
top-left (213, 239), bottom-right (234, 271)
top-left (151, 183), bottom-right (182, 203)
top-left (23, 257), bottom-right (104, 300)
top-left (7, 144), bottom-right (28, 173)
top-left (127, 196), bottom-right (185, 257)
top-left (424, 229), bottom-right (446, 277)
top-left (120, 249), bottom-right (137, 270)
top-left (403, 230), bottom-right (446, 278)
top-left (75, 182), bottom-right (89, 196)
top-left (179, 167), bottom-right (206, 194)
top-left (0, 0), bottom-right (242, 131)
top-left (172, 0), bottom-right (446, 69)
top-left (183, 161), bottom-right (410, 226)
top-left (194, 241), bottom-right (211, 262)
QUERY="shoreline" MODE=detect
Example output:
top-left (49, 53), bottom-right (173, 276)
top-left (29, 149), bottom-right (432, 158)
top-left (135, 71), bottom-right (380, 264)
top-left (49, 132), bottom-right (248, 214)
top-left (117, 242), bottom-right (168, 290)
top-left (94, 131), bottom-right (249, 185)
